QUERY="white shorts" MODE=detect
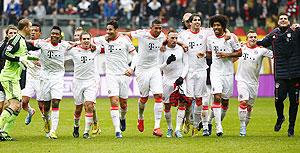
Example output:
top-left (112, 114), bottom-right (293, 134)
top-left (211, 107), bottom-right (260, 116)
top-left (237, 81), bottom-right (258, 106)
top-left (162, 77), bottom-right (186, 103)
top-left (73, 79), bottom-right (98, 105)
top-left (0, 91), bottom-right (5, 102)
top-left (203, 85), bottom-right (213, 106)
top-left (186, 71), bottom-right (207, 98)
top-left (136, 67), bottom-right (163, 97)
top-left (106, 74), bottom-right (130, 99)
top-left (210, 73), bottom-right (233, 99)
top-left (39, 79), bottom-right (64, 101)
top-left (22, 78), bottom-right (41, 100)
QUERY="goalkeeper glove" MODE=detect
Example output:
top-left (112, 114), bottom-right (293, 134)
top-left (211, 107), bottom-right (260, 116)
top-left (175, 77), bottom-right (184, 86)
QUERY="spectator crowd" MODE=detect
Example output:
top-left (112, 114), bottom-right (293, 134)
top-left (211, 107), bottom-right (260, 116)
top-left (0, 0), bottom-right (299, 29)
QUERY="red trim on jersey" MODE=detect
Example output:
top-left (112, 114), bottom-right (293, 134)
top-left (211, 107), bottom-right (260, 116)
top-left (110, 106), bottom-right (119, 110)
top-left (202, 106), bottom-right (209, 110)
top-left (178, 107), bottom-right (186, 110)
top-left (110, 34), bottom-right (120, 41)
top-left (246, 44), bottom-right (258, 49)
top-left (52, 108), bottom-right (59, 111)
top-left (164, 109), bottom-right (170, 113)
top-left (216, 35), bottom-right (225, 38)
top-left (129, 48), bottom-right (136, 53)
top-left (155, 97), bottom-right (162, 103)
top-left (85, 113), bottom-right (93, 117)
top-left (189, 29), bottom-right (200, 34)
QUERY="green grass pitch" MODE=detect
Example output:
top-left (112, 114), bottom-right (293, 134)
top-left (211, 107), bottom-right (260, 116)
top-left (1, 98), bottom-right (300, 153)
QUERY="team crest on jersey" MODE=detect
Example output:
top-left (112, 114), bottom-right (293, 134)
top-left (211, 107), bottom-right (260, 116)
top-left (287, 33), bottom-right (291, 38)
top-left (254, 51), bottom-right (258, 54)
top-left (212, 87), bottom-right (215, 91)
top-left (239, 94), bottom-right (243, 99)
top-left (108, 90), bottom-right (111, 94)
top-left (275, 83), bottom-right (280, 89)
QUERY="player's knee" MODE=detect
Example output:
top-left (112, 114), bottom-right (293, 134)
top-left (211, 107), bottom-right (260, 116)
top-left (85, 102), bottom-right (94, 113)
top-left (195, 97), bottom-right (202, 106)
top-left (140, 97), bottom-right (148, 104)
top-left (247, 105), bottom-right (253, 112)
top-left (52, 100), bottom-right (60, 108)
top-left (119, 98), bottom-right (127, 109)
top-left (214, 95), bottom-right (221, 103)
top-left (164, 103), bottom-right (171, 111)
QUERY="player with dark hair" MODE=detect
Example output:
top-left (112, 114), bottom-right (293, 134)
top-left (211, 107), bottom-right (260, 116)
top-left (206, 15), bottom-right (242, 136)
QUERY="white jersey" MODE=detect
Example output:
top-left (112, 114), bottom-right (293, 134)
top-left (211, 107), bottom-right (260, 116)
top-left (159, 45), bottom-right (188, 79)
top-left (33, 39), bottom-right (70, 79)
top-left (130, 29), bottom-right (166, 69)
top-left (93, 35), bottom-right (136, 75)
top-left (27, 49), bottom-right (41, 79)
top-left (236, 45), bottom-right (273, 84)
top-left (178, 29), bottom-right (213, 72)
top-left (207, 34), bottom-right (241, 75)
top-left (68, 46), bottom-right (101, 80)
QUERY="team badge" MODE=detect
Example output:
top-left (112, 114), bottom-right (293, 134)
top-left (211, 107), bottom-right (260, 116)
top-left (239, 94), bottom-right (243, 99)
top-left (254, 51), bottom-right (258, 54)
top-left (108, 90), bottom-right (111, 94)
top-left (275, 83), bottom-right (280, 88)
top-left (287, 33), bottom-right (291, 38)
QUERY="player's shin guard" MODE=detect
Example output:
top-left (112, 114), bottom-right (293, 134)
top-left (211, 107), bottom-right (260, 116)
top-left (221, 103), bottom-right (228, 121)
top-left (175, 107), bottom-right (185, 131)
top-left (154, 98), bottom-right (163, 129)
top-left (120, 104), bottom-right (128, 120)
top-left (3, 112), bottom-right (18, 133)
top-left (193, 98), bottom-right (202, 128)
top-left (84, 113), bottom-right (93, 134)
top-left (212, 102), bottom-right (222, 133)
top-left (0, 107), bottom-right (14, 129)
top-left (164, 109), bottom-right (172, 130)
top-left (202, 106), bottom-right (209, 130)
top-left (238, 102), bottom-right (247, 128)
top-left (74, 113), bottom-right (81, 127)
top-left (246, 107), bottom-right (252, 126)
top-left (50, 108), bottom-right (60, 132)
top-left (138, 98), bottom-right (147, 120)
top-left (93, 105), bottom-right (98, 124)
top-left (110, 106), bottom-right (121, 133)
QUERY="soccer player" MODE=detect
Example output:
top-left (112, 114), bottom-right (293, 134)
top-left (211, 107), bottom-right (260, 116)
top-left (93, 20), bottom-right (137, 138)
top-left (207, 15), bottom-right (242, 136)
top-left (124, 19), bottom-right (166, 137)
top-left (68, 32), bottom-right (100, 139)
top-left (159, 30), bottom-right (188, 138)
top-left (0, 25), bottom-right (18, 115)
top-left (0, 19), bottom-right (38, 141)
top-left (178, 14), bottom-right (213, 136)
top-left (236, 30), bottom-right (273, 136)
top-left (21, 23), bottom-right (43, 125)
top-left (71, 27), bottom-right (101, 138)
top-left (30, 26), bottom-right (72, 139)
top-left (256, 13), bottom-right (300, 137)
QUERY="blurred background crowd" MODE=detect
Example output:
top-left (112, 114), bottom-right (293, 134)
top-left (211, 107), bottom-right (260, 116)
top-left (1, 0), bottom-right (299, 31)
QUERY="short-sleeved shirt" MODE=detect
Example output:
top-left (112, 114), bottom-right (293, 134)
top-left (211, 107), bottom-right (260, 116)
top-left (130, 29), bottom-right (166, 69)
top-left (207, 34), bottom-right (241, 75)
top-left (236, 45), bottom-right (273, 84)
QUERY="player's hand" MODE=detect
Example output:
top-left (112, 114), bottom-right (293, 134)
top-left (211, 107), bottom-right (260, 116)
top-left (196, 52), bottom-right (205, 58)
top-left (175, 77), bottom-right (184, 86)
top-left (90, 44), bottom-right (96, 52)
top-left (166, 54), bottom-right (176, 65)
top-left (216, 52), bottom-right (228, 58)
top-left (32, 61), bottom-right (41, 67)
top-left (124, 68), bottom-right (134, 76)
top-left (181, 44), bottom-right (188, 52)
top-left (291, 24), bottom-right (300, 31)
top-left (160, 45), bottom-right (166, 52)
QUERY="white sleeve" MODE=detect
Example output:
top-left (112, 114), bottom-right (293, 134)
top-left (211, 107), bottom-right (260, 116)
top-left (159, 52), bottom-right (167, 70)
top-left (92, 36), bottom-right (105, 46)
top-left (181, 52), bottom-right (189, 78)
top-left (130, 29), bottom-right (145, 39)
top-left (262, 48), bottom-right (273, 58)
top-left (230, 34), bottom-right (241, 51)
top-left (32, 39), bottom-right (43, 48)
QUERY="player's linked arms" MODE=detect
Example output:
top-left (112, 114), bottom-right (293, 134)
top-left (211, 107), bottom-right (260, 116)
top-left (196, 51), bottom-right (206, 58)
